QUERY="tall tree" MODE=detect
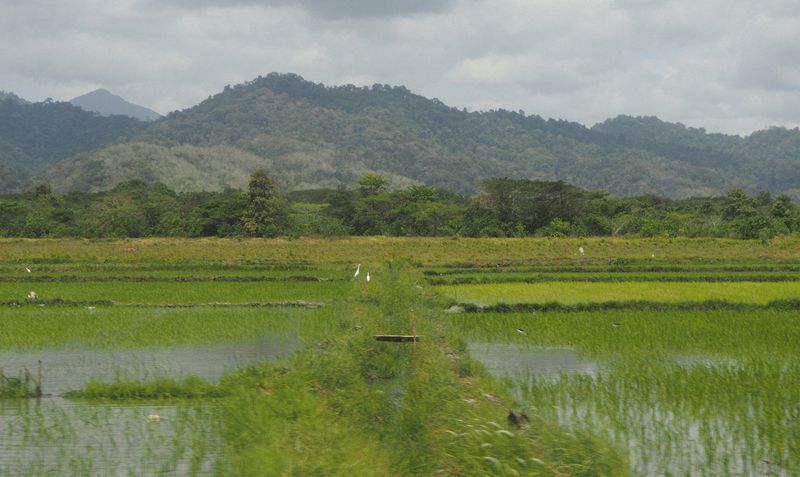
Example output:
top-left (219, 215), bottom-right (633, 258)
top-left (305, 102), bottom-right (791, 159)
top-left (242, 170), bottom-right (289, 237)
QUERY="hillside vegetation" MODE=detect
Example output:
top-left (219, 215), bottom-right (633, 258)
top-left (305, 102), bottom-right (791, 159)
top-left (136, 74), bottom-right (727, 197)
top-left (2, 74), bottom-right (800, 198)
top-left (46, 143), bottom-right (272, 193)
top-left (0, 98), bottom-right (143, 186)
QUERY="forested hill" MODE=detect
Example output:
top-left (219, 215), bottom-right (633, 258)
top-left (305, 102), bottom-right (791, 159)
top-left (5, 73), bottom-right (800, 198)
top-left (127, 73), bottom-right (728, 197)
top-left (593, 116), bottom-right (800, 199)
top-left (0, 98), bottom-right (144, 191)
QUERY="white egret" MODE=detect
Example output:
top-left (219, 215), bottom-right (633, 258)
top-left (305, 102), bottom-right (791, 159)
top-left (366, 272), bottom-right (371, 282)
top-left (578, 246), bottom-right (585, 257)
top-left (354, 263), bottom-right (361, 278)
top-left (25, 267), bottom-right (31, 273)
top-left (27, 291), bottom-right (37, 301)
top-left (651, 252), bottom-right (655, 258)
top-left (516, 328), bottom-right (527, 336)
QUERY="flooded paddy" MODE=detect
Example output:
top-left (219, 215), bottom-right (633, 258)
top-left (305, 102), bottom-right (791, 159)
top-left (0, 262), bottom-right (334, 475)
top-left (466, 342), bottom-right (602, 377)
top-left (0, 335), bottom-right (300, 475)
top-left (2, 243), bottom-right (799, 475)
top-left (0, 336), bottom-right (298, 395)
top-left (0, 399), bottom-right (220, 476)
top-left (459, 311), bottom-right (800, 476)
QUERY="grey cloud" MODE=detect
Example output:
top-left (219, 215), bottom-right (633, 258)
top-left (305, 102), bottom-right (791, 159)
top-left (1, 0), bottom-right (799, 135)
top-left (150, 0), bottom-right (458, 18)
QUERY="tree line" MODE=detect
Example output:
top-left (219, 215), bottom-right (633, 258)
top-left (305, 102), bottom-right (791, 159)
top-left (0, 171), bottom-right (797, 240)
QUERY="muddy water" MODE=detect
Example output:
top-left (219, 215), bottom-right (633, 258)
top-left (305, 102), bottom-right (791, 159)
top-left (0, 337), bottom-right (298, 475)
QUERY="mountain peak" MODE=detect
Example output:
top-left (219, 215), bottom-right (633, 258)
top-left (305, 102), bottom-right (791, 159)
top-left (70, 89), bottom-right (162, 121)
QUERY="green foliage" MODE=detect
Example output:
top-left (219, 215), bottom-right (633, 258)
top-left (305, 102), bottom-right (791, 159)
top-left (357, 173), bottom-right (389, 196)
top-left (0, 366), bottom-right (41, 398)
top-left (216, 263), bottom-right (627, 475)
top-left (5, 76), bottom-right (800, 200)
top-left (0, 98), bottom-right (143, 191)
top-left (45, 143), bottom-right (275, 194)
top-left (242, 170), bottom-right (289, 237)
top-left (65, 375), bottom-right (228, 400)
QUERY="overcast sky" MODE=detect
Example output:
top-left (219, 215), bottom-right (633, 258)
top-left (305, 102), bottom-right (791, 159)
top-left (1, 0), bottom-right (798, 135)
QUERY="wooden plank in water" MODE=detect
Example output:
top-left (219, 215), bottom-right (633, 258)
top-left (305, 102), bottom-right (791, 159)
top-left (374, 335), bottom-right (421, 342)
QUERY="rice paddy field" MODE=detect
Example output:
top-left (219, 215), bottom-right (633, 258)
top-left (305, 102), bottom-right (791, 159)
top-left (1, 237), bottom-right (799, 475)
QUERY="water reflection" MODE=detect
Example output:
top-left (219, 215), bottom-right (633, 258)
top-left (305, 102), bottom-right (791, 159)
top-left (467, 342), bottom-right (602, 377)
top-left (0, 335), bottom-right (298, 395)
top-left (0, 398), bottom-right (221, 476)
top-left (0, 336), bottom-right (298, 475)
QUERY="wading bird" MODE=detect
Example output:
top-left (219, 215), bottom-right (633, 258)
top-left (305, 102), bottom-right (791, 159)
top-left (354, 263), bottom-right (361, 279)
top-left (578, 246), bottom-right (585, 257)
top-left (25, 267), bottom-right (31, 273)
top-left (612, 323), bottom-right (621, 328)
top-left (366, 272), bottom-right (371, 283)
top-left (516, 328), bottom-right (527, 336)
top-left (27, 291), bottom-right (37, 300)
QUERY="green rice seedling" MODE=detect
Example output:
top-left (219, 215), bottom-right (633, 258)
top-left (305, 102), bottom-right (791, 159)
top-left (449, 310), bottom-right (800, 358)
top-left (447, 300), bottom-right (800, 476)
top-left (436, 281), bottom-right (800, 306)
top-left (0, 364), bottom-right (41, 398)
top-left (426, 270), bottom-right (800, 285)
top-left (423, 260), bottom-right (800, 276)
top-left (0, 305), bottom-right (340, 349)
top-left (510, 359), bottom-right (800, 476)
top-left (64, 375), bottom-right (228, 400)
top-left (0, 399), bottom-right (221, 475)
top-left (0, 280), bottom-right (349, 305)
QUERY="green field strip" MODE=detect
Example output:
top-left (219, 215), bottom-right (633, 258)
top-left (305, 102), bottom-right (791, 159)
top-left (435, 281), bottom-right (800, 305)
top-left (0, 275), bottom-right (345, 283)
top-left (0, 281), bottom-right (351, 305)
top-left (0, 305), bottom-right (336, 349)
top-left (427, 272), bottom-right (800, 285)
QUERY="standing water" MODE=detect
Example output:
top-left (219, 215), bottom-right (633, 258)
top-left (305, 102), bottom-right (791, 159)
top-left (0, 335), bottom-right (299, 475)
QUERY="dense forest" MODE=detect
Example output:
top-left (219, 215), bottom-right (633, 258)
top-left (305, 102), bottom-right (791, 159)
top-left (1, 173), bottom-right (796, 240)
top-left (0, 97), bottom-right (144, 192)
top-left (2, 74), bottom-right (799, 200)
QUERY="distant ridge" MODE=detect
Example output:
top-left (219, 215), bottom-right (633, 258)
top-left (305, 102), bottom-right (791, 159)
top-left (0, 91), bottom-right (28, 104)
top-left (2, 73), bottom-right (799, 198)
top-left (70, 89), bottom-right (162, 121)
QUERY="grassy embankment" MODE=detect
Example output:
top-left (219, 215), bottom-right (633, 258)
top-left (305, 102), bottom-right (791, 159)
top-left (214, 263), bottom-right (627, 475)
